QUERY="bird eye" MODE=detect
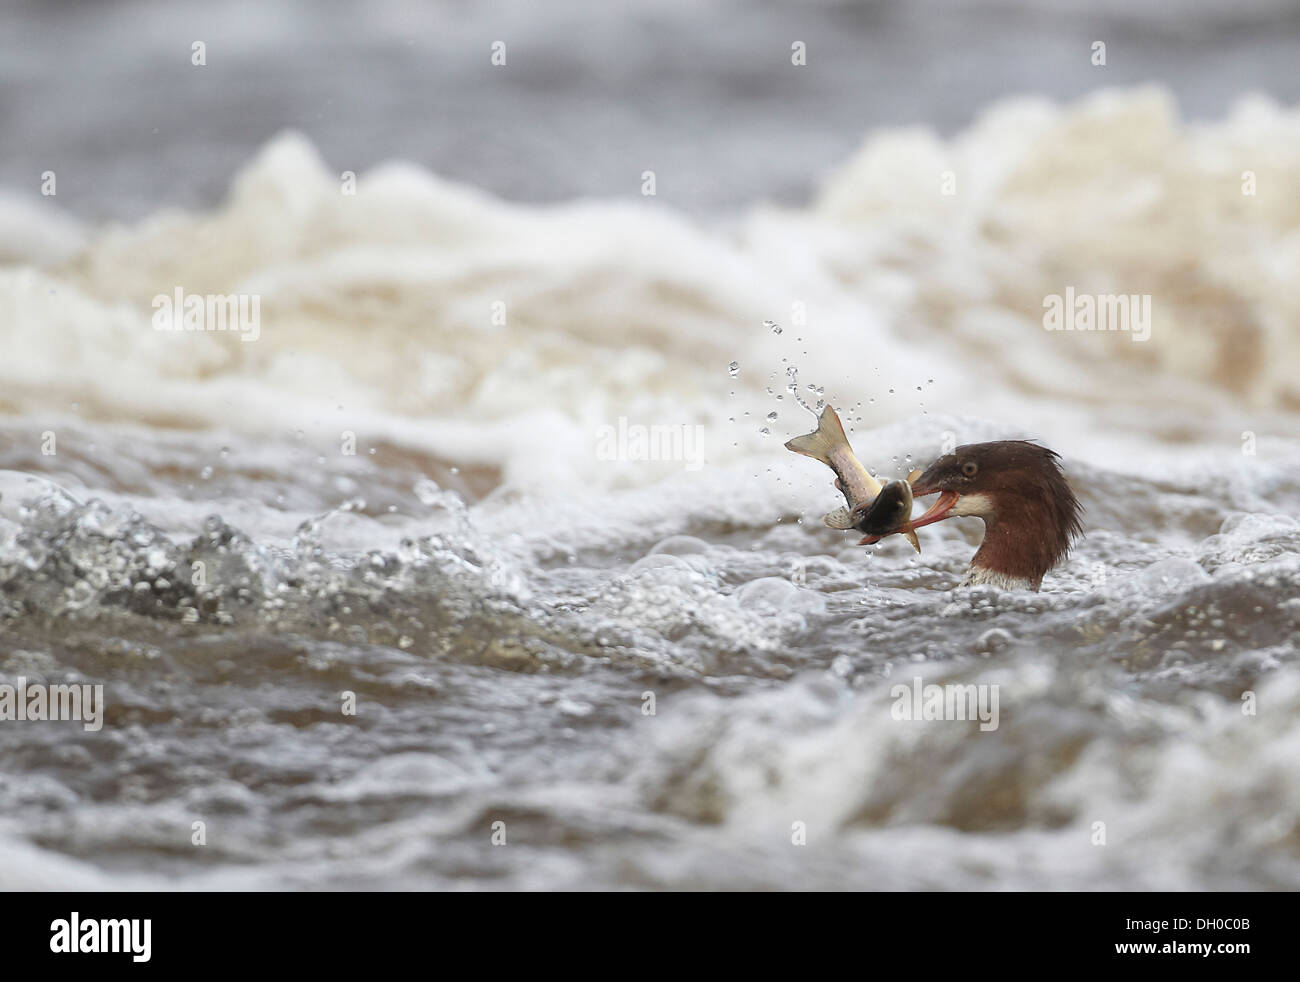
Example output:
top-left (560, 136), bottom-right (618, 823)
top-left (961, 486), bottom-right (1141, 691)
top-left (961, 460), bottom-right (978, 478)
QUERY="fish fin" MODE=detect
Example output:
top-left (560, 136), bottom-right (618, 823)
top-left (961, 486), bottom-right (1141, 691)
top-left (902, 526), bottom-right (921, 553)
top-left (822, 506), bottom-right (856, 530)
top-left (906, 468), bottom-right (922, 484)
top-left (784, 407), bottom-right (852, 466)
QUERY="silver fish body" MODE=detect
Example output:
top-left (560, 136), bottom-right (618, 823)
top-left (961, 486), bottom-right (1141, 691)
top-left (784, 407), bottom-right (881, 523)
top-left (785, 407), bottom-right (921, 551)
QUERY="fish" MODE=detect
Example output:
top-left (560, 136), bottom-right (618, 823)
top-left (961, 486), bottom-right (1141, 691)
top-left (784, 407), bottom-right (921, 551)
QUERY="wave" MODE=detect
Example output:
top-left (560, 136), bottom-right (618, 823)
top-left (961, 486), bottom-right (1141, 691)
top-left (2, 88), bottom-right (1298, 498)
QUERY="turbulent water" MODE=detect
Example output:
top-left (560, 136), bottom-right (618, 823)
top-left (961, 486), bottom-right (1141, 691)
top-left (2, 88), bottom-right (1300, 889)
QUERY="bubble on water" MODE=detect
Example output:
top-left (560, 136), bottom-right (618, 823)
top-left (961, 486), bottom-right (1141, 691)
top-left (649, 535), bottom-right (712, 557)
top-left (759, 427), bottom-right (770, 436)
top-left (764, 320), bottom-right (782, 335)
top-left (199, 466), bottom-right (213, 480)
top-left (728, 361), bottom-right (739, 377)
top-left (766, 412), bottom-right (778, 421)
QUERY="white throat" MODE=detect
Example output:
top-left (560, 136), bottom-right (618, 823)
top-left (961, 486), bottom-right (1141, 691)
top-left (948, 492), bottom-right (996, 518)
top-left (959, 565), bottom-right (1036, 591)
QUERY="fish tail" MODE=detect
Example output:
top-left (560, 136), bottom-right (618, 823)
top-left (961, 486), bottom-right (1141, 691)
top-left (784, 407), bottom-right (851, 466)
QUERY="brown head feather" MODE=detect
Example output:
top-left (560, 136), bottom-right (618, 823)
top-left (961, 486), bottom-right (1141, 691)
top-left (910, 441), bottom-right (1083, 590)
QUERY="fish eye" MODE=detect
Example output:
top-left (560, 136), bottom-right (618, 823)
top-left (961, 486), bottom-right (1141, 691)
top-left (961, 460), bottom-right (978, 478)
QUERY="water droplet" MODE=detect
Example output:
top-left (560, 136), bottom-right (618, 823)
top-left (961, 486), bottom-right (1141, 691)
top-left (764, 320), bottom-right (782, 335)
top-left (199, 466), bottom-right (213, 480)
top-left (759, 427), bottom-right (770, 436)
top-left (728, 361), bottom-right (739, 377)
top-left (766, 411), bottom-right (778, 421)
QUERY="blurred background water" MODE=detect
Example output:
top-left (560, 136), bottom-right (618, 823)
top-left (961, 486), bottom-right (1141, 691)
top-left (5, 0), bottom-right (1300, 219)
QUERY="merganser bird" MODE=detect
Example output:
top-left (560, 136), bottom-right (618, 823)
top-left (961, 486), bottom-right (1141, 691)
top-left (865, 441), bottom-right (1084, 591)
